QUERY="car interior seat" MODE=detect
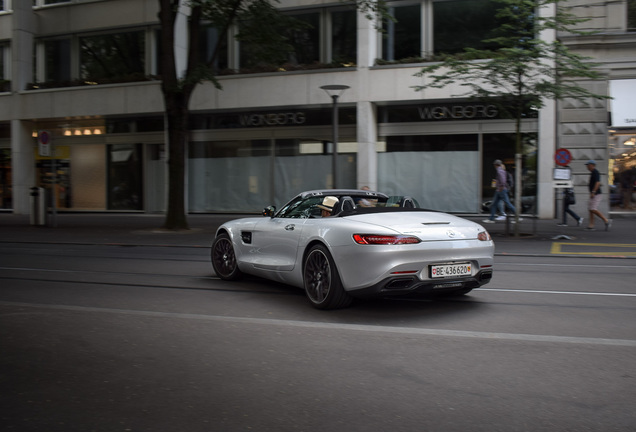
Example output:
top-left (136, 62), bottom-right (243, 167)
top-left (398, 196), bottom-right (416, 208)
top-left (331, 196), bottom-right (355, 216)
top-left (341, 197), bottom-right (356, 212)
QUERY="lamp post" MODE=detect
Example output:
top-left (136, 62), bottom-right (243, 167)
top-left (320, 84), bottom-right (350, 189)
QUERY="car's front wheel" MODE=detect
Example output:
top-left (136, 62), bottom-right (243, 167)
top-left (211, 233), bottom-right (242, 280)
top-left (303, 244), bottom-right (352, 310)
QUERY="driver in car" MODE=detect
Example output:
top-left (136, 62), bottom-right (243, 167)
top-left (317, 196), bottom-right (339, 217)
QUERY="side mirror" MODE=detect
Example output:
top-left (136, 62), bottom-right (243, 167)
top-left (262, 206), bottom-right (276, 217)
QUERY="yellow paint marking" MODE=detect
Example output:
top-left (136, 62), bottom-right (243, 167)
top-left (551, 242), bottom-right (636, 256)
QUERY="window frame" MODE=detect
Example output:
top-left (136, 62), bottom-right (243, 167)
top-left (235, 5), bottom-right (357, 71)
top-left (379, 1), bottom-right (425, 61)
top-left (628, 0), bottom-right (636, 31)
top-left (378, 0), bottom-right (518, 62)
top-left (0, 43), bottom-right (10, 85)
top-left (35, 27), bottom-right (156, 86)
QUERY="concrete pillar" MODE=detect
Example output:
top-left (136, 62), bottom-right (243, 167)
top-left (536, 1), bottom-right (557, 219)
top-left (357, 101), bottom-right (378, 190)
top-left (11, 1), bottom-right (36, 214)
top-left (356, 7), bottom-right (378, 68)
top-left (538, 99), bottom-right (557, 219)
top-left (356, 8), bottom-right (379, 190)
top-left (11, 0), bottom-right (35, 92)
top-left (11, 120), bottom-right (35, 215)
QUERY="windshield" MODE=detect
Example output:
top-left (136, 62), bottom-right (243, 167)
top-left (275, 193), bottom-right (391, 218)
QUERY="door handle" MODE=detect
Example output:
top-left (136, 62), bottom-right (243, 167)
top-left (285, 224), bottom-right (295, 231)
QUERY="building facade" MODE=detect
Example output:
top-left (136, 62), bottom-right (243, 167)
top-left (0, 0), bottom-right (635, 217)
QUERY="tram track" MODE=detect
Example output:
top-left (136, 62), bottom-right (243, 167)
top-left (0, 265), bottom-right (297, 296)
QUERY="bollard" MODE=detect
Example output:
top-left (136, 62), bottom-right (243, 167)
top-left (30, 187), bottom-right (47, 226)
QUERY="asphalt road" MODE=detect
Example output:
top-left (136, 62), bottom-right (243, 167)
top-left (1, 241), bottom-right (635, 432)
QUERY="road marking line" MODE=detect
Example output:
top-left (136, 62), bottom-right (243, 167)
top-left (478, 288), bottom-right (636, 297)
top-left (497, 263), bottom-right (636, 269)
top-left (551, 242), bottom-right (636, 256)
top-left (1, 301), bottom-right (635, 347)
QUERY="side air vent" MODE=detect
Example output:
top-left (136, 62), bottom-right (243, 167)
top-left (241, 232), bottom-right (252, 244)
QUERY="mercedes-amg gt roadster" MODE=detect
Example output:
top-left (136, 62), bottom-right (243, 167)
top-left (211, 189), bottom-right (494, 309)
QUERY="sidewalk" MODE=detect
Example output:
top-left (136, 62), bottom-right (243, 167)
top-left (0, 211), bottom-right (635, 258)
top-left (464, 211), bottom-right (636, 257)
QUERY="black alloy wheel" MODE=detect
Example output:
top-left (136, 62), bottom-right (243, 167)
top-left (303, 244), bottom-right (352, 310)
top-left (211, 233), bottom-right (242, 280)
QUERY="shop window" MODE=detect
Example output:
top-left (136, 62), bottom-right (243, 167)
top-left (629, 0), bottom-right (636, 31)
top-left (188, 140), bottom-right (273, 212)
top-left (379, 134), bottom-right (479, 213)
top-left (433, 0), bottom-right (499, 55)
top-left (385, 134), bottom-right (478, 152)
top-left (274, 139), bottom-right (356, 204)
top-left (44, 39), bottom-right (71, 83)
top-left (80, 31), bottom-right (145, 82)
top-left (36, 146), bottom-right (72, 209)
top-left (137, 117), bottom-right (164, 133)
top-left (189, 140), bottom-right (272, 158)
top-left (482, 133), bottom-right (537, 214)
top-left (108, 144), bottom-right (143, 210)
top-left (382, 4), bottom-right (421, 61)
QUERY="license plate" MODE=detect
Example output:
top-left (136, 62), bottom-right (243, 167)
top-left (430, 263), bottom-right (471, 278)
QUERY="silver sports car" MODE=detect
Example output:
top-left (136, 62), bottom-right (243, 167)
top-left (211, 189), bottom-right (494, 309)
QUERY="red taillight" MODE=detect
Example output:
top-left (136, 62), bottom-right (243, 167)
top-left (353, 234), bottom-right (421, 245)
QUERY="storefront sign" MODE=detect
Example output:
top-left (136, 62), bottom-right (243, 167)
top-left (379, 101), bottom-right (527, 123)
top-left (418, 104), bottom-right (498, 121)
top-left (610, 79), bottom-right (636, 127)
top-left (239, 112), bottom-right (306, 127)
top-left (197, 107), bottom-right (356, 129)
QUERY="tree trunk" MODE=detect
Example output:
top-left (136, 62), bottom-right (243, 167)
top-left (158, 0), bottom-right (195, 231)
top-left (163, 91), bottom-right (190, 230)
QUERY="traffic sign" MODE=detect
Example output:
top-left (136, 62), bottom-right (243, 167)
top-left (555, 148), bottom-right (572, 167)
top-left (38, 130), bottom-right (52, 157)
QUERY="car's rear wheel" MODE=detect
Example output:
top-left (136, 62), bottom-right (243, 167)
top-left (303, 244), bottom-right (352, 310)
top-left (211, 233), bottom-right (242, 280)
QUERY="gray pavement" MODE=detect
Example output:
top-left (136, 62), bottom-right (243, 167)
top-left (0, 210), bottom-right (635, 257)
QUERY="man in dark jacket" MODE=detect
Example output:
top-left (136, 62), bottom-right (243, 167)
top-left (483, 159), bottom-right (516, 223)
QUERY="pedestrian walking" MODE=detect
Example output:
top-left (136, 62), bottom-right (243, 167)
top-left (584, 160), bottom-right (611, 231)
top-left (483, 159), bottom-right (517, 224)
top-left (557, 187), bottom-right (583, 226)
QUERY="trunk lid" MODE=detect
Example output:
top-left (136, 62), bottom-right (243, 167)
top-left (345, 211), bottom-right (484, 241)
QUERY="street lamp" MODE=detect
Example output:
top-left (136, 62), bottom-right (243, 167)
top-left (320, 84), bottom-right (350, 189)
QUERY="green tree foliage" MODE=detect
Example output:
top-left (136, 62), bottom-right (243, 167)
top-left (413, 0), bottom-right (609, 234)
top-left (158, 0), bottom-right (389, 229)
